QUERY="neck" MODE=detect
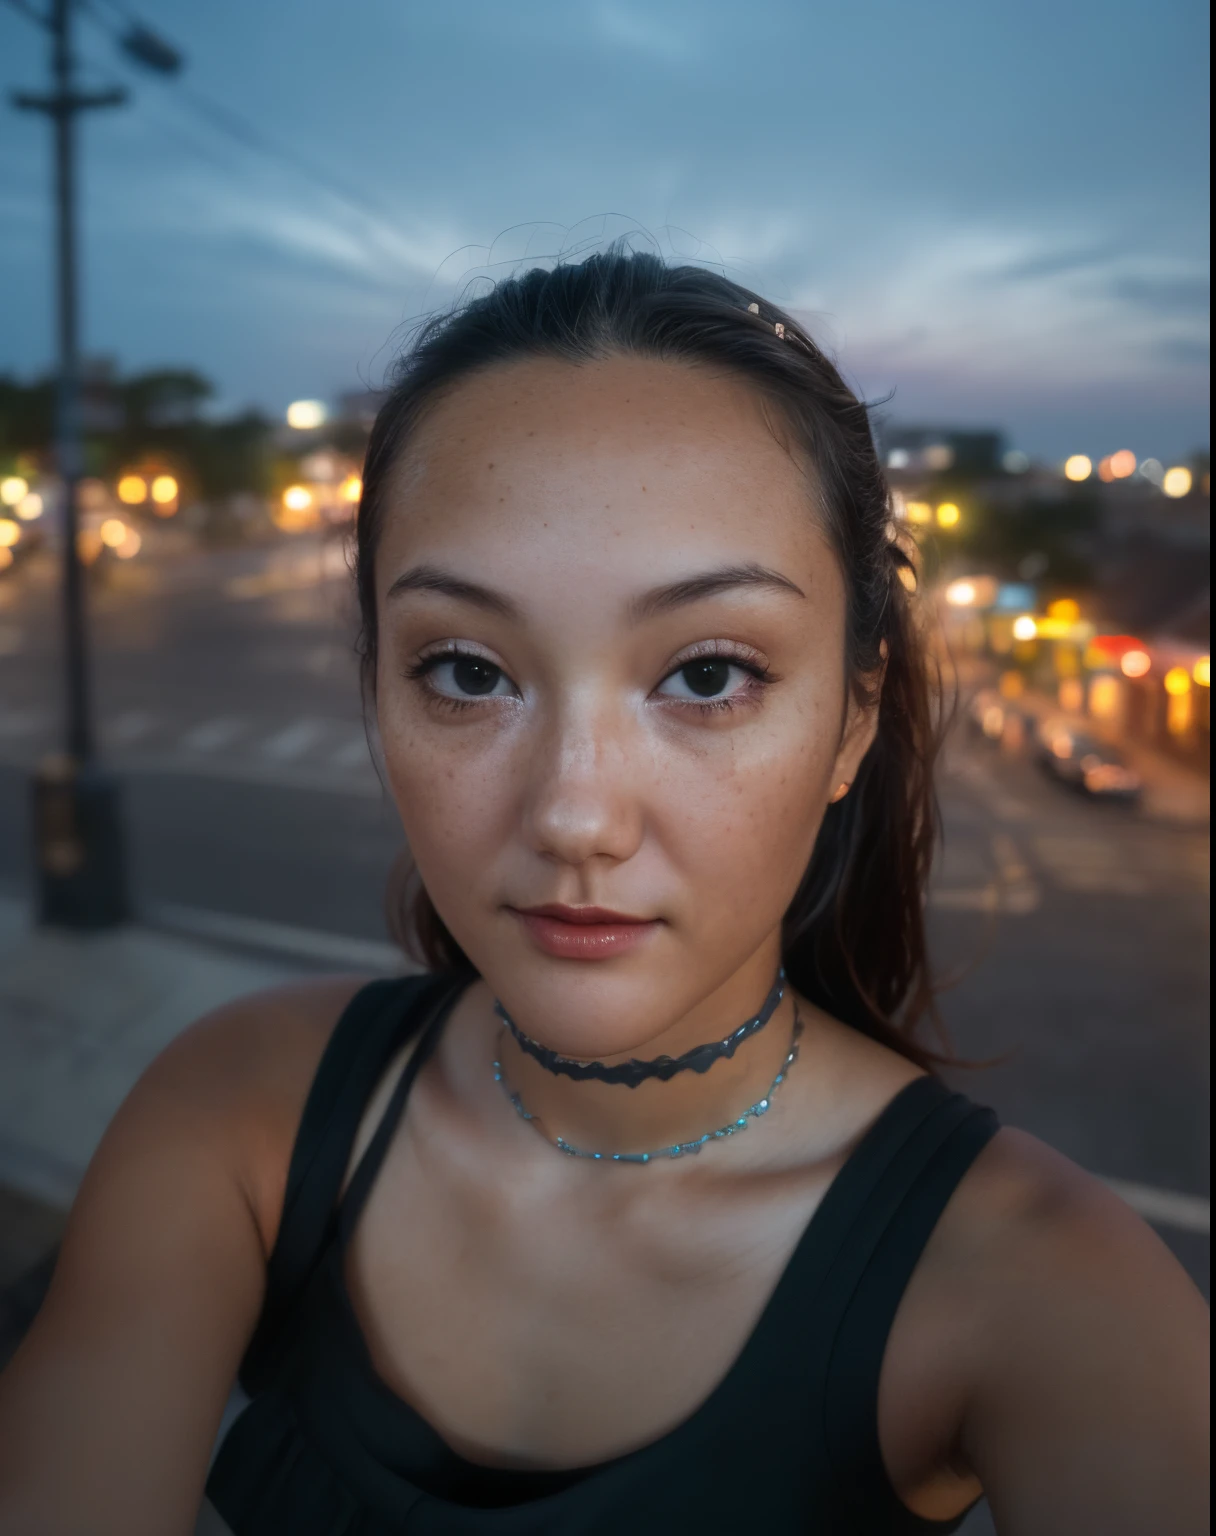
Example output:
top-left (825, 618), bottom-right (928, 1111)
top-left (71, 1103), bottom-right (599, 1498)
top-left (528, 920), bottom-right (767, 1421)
top-left (497, 946), bottom-right (796, 1158)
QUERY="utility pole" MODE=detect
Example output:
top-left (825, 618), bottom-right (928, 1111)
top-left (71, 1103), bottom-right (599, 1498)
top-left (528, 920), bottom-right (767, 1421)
top-left (14, 0), bottom-right (130, 927)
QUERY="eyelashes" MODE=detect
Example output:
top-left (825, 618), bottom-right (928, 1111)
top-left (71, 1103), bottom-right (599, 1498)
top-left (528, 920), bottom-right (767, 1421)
top-left (403, 644), bottom-right (773, 717)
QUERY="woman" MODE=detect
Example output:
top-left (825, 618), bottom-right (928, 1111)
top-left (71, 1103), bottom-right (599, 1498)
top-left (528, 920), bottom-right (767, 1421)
top-left (0, 251), bottom-right (1206, 1535)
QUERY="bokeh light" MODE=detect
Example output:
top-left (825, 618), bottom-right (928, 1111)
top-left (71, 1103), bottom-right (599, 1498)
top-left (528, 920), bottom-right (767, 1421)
top-left (1108, 449), bottom-right (1137, 479)
top-left (1162, 466), bottom-right (1193, 498)
top-left (1120, 649), bottom-right (1151, 678)
top-left (150, 474), bottom-right (178, 506)
top-left (1063, 455), bottom-right (1092, 482)
top-left (945, 579), bottom-right (977, 606)
top-left (1163, 666), bottom-right (1191, 697)
top-left (340, 474), bottom-right (362, 503)
top-left (16, 493), bottom-right (42, 521)
top-left (117, 474), bottom-right (148, 505)
top-left (935, 502), bottom-right (960, 528)
top-left (286, 399), bottom-right (327, 430)
top-left (1, 475), bottom-right (29, 506)
top-left (0, 520), bottom-right (20, 548)
top-left (100, 518), bottom-right (129, 548)
top-left (1193, 657), bottom-right (1210, 688)
top-left (1012, 615), bottom-right (1037, 641)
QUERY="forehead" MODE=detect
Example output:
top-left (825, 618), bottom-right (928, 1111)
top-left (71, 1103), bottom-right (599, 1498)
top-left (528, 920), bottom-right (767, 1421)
top-left (378, 354), bottom-right (829, 586)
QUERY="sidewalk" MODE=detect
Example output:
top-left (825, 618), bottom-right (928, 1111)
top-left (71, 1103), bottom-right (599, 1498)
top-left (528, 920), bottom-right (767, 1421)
top-left (0, 894), bottom-right (356, 1211)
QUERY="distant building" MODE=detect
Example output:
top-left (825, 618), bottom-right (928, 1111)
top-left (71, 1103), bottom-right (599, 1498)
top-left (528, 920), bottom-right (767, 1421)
top-left (877, 425), bottom-right (1006, 478)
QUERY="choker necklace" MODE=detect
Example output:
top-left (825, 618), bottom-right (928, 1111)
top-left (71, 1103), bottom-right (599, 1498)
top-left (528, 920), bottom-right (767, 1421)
top-left (493, 968), bottom-right (785, 1088)
top-left (493, 1006), bottom-right (802, 1164)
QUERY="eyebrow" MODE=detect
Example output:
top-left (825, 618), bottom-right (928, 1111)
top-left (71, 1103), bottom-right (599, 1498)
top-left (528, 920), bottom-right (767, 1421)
top-left (384, 561), bottom-right (806, 622)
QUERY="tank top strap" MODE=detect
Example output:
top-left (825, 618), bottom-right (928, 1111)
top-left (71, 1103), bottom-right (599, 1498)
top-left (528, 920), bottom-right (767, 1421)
top-left (239, 971), bottom-right (460, 1393)
top-left (818, 1076), bottom-right (999, 1529)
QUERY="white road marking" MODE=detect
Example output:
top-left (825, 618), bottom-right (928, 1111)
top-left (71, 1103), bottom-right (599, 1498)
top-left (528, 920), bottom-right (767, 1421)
top-left (0, 708), bottom-right (47, 739)
top-left (1104, 1178), bottom-right (1210, 1235)
top-left (106, 710), bottom-right (156, 745)
top-left (330, 731), bottom-right (372, 768)
top-left (259, 719), bottom-right (326, 760)
top-left (147, 902), bottom-right (410, 974)
top-left (182, 716), bottom-right (246, 753)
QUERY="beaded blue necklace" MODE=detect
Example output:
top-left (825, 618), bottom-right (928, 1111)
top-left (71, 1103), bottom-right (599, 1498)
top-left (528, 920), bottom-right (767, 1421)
top-left (493, 1006), bottom-right (802, 1164)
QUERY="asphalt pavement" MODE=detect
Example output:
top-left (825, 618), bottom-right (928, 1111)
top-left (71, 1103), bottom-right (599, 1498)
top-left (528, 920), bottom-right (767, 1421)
top-left (0, 537), bottom-right (1208, 1533)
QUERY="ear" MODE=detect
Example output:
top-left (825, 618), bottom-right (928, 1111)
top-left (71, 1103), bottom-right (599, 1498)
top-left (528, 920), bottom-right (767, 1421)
top-left (829, 642), bottom-right (886, 798)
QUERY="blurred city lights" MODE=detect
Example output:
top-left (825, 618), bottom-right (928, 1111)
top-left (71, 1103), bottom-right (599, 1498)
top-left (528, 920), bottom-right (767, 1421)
top-left (283, 485), bottom-right (313, 512)
top-left (117, 474), bottom-right (148, 505)
top-left (904, 501), bottom-right (933, 525)
top-left (99, 518), bottom-right (128, 548)
top-left (340, 474), bottom-right (363, 503)
top-left (1163, 666), bottom-right (1191, 697)
top-left (1047, 598), bottom-right (1080, 623)
top-left (897, 565), bottom-right (917, 592)
top-left (1162, 466), bottom-right (1193, 498)
top-left (945, 579), bottom-right (977, 606)
top-left (286, 399), bottom-right (327, 430)
top-left (1, 475), bottom-right (29, 505)
top-left (115, 528), bottom-right (142, 560)
top-left (0, 546), bottom-right (12, 572)
top-left (1012, 615), bottom-right (1037, 642)
top-left (1108, 449), bottom-right (1136, 479)
top-left (150, 474), bottom-right (178, 506)
top-left (935, 502), bottom-right (960, 528)
top-left (76, 529), bottom-right (103, 565)
top-left (1193, 657), bottom-right (1210, 688)
top-left (1097, 456), bottom-right (1115, 482)
top-left (1137, 458), bottom-right (1165, 487)
top-left (16, 493), bottom-right (43, 521)
top-left (924, 444), bottom-right (954, 471)
top-left (1063, 455), bottom-right (1092, 482)
top-left (1002, 450), bottom-right (1029, 473)
top-left (0, 521), bottom-right (20, 548)
top-left (1120, 649), bottom-right (1151, 679)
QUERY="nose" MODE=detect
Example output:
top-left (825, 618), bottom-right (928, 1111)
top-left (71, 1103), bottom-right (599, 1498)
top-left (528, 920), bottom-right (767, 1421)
top-left (520, 692), bottom-right (646, 870)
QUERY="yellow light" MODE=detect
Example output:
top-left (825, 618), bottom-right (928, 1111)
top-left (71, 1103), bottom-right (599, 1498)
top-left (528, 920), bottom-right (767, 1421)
top-left (340, 474), bottom-right (362, 503)
top-left (998, 670), bottom-right (1024, 699)
top-left (936, 502), bottom-right (960, 528)
top-left (0, 520), bottom-right (19, 547)
top-left (945, 579), bottom-right (976, 606)
top-left (896, 564), bottom-right (917, 592)
top-left (904, 501), bottom-right (933, 525)
top-left (76, 529), bottom-right (103, 565)
top-left (117, 474), bottom-right (147, 505)
top-left (1012, 615), bottom-right (1037, 642)
top-left (283, 485), bottom-right (313, 512)
top-left (1088, 674), bottom-right (1120, 719)
top-left (1120, 649), bottom-right (1151, 679)
top-left (150, 474), bottom-right (178, 505)
top-left (1046, 598), bottom-right (1080, 623)
top-left (1108, 449), bottom-right (1136, 479)
top-left (1, 475), bottom-right (29, 506)
top-left (0, 546), bottom-right (12, 571)
top-left (286, 399), bottom-right (327, 430)
top-left (1166, 689), bottom-right (1193, 737)
top-left (1162, 466), bottom-right (1193, 499)
top-left (115, 528), bottom-right (142, 560)
top-left (1063, 455), bottom-right (1092, 482)
top-left (16, 492), bottom-right (43, 520)
top-left (1193, 656), bottom-right (1210, 688)
top-left (1163, 666), bottom-right (1191, 697)
top-left (99, 517), bottom-right (128, 548)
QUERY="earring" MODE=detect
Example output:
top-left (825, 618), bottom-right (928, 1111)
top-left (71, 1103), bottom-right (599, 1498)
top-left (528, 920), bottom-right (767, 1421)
top-left (830, 781), bottom-right (850, 803)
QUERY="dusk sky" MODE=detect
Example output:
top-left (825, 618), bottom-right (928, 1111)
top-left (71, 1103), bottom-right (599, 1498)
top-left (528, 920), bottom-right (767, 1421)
top-left (1, 0), bottom-right (1209, 463)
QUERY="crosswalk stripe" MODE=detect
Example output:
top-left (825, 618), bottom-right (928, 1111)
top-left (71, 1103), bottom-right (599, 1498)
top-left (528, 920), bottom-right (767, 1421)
top-left (107, 710), bottom-right (155, 745)
top-left (183, 716), bottom-right (246, 753)
top-left (330, 732), bottom-right (371, 768)
top-left (259, 720), bottom-right (326, 760)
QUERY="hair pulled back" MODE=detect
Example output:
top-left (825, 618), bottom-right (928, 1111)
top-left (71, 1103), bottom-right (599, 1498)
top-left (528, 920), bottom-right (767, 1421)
top-left (356, 247), bottom-right (944, 1068)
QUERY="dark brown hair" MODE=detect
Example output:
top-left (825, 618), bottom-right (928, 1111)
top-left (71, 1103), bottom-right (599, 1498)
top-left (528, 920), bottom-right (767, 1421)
top-left (355, 248), bottom-right (945, 1067)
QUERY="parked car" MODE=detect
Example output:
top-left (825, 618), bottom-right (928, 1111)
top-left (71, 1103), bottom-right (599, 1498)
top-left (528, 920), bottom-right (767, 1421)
top-left (1035, 716), bottom-right (1142, 800)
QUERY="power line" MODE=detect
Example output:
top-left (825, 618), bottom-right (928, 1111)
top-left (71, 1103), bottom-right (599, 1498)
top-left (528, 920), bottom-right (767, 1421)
top-left (77, 0), bottom-right (419, 263)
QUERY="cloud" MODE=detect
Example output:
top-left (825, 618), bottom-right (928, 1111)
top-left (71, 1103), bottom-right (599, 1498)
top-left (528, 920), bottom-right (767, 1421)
top-left (590, 3), bottom-right (701, 65)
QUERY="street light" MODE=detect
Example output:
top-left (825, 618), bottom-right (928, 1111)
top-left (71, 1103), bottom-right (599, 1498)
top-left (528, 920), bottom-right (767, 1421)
top-left (1162, 466), bottom-right (1193, 498)
top-left (1063, 455), bottom-right (1092, 482)
top-left (286, 399), bottom-right (327, 430)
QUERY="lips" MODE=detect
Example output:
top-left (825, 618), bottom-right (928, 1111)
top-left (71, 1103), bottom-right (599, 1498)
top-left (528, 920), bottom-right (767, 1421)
top-left (510, 903), bottom-right (661, 960)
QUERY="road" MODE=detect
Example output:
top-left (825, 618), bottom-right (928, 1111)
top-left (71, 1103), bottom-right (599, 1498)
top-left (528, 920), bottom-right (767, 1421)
top-left (0, 537), bottom-right (1210, 1309)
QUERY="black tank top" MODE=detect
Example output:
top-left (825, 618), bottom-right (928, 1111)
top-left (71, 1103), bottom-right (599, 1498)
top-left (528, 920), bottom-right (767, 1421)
top-left (206, 972), bottom-right (996, 1534)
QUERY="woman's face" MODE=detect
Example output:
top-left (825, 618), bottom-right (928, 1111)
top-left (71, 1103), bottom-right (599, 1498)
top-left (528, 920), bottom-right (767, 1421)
top-left (374, 355), bottom-right (877, 1054)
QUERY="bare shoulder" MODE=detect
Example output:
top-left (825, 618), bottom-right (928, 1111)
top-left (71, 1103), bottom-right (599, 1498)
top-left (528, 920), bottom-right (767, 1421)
top-left (138, 973), bottom-right (378, 1253)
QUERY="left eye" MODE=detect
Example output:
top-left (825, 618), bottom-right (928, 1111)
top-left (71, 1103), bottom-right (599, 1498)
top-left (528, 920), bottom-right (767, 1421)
top-left (657, 659), bottom-right (750, 701)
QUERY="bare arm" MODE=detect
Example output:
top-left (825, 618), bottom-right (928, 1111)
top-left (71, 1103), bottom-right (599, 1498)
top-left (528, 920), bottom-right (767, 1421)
top-left (0, 978), bottom-right (365, 1536)
top-left (964, 1134), bottom-right (1209, 1534)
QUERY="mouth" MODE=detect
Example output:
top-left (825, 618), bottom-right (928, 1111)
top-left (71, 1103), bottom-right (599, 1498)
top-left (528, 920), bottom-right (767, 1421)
top-left (508, 903), bottom-right (662, 960)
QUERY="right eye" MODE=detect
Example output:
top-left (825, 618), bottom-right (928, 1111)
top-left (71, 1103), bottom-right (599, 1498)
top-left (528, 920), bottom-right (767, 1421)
top-left (417, 653), bottom-right (516, 699)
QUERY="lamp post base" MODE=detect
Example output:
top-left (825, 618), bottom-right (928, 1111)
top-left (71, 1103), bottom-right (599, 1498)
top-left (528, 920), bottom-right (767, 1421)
top-left (32, 755), bottom-right (132, 929)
